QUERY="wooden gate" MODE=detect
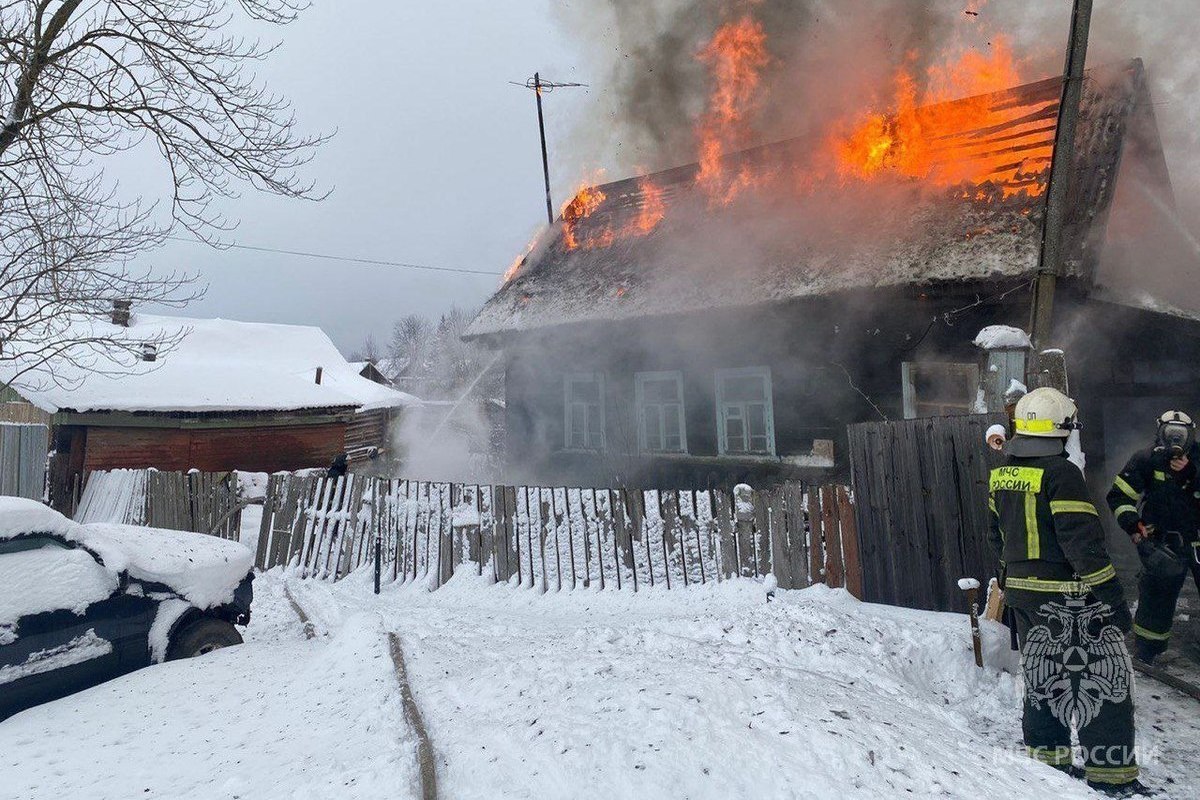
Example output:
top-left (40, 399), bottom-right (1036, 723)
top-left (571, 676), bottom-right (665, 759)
top-left (847, 414), bottom-right (1004, 612)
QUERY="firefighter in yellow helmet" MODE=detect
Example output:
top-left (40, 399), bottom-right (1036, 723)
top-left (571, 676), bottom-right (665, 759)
top-left (988, 388), bottom-right (1144, 796)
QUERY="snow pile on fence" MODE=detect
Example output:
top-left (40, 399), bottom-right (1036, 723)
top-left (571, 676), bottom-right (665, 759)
top-left (74, 468), bottom-right (148, 525)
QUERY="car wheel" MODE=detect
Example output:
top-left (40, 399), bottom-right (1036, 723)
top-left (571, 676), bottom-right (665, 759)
top-left (166, 617), bottom-right (243, 661)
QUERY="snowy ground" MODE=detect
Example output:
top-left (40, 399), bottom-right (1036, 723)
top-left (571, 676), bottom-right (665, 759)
top-left (2, 569), bottom-right (1198, 799)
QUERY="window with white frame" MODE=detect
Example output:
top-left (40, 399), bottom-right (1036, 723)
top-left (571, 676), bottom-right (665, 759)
top-left (716, 367), bottom-right (775, 456)
top-left (564, 372), bottom-right (605, 450)
top-left (635, 371), bottom-right (687, 454)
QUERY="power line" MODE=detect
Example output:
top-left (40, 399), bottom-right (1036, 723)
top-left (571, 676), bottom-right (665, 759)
top-left (164, 235), bottom-right (500, 277)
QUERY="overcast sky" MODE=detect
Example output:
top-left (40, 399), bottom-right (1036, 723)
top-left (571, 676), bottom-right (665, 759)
top-left (136, 0), bottom-right (592, 353)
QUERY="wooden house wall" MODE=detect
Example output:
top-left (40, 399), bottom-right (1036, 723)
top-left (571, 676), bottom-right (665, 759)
top-left (502, 286), bottom-right (1027, 489)
top-left (80, 421), bottom-right (347, 474)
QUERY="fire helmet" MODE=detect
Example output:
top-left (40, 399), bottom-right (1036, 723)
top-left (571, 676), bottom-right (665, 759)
top-left (1156, 410), bottom-right (1195, 454)
top-left (1013, 387), bottom-right (1080, 439)
top-left (1006, 388), bottom-right (1080, 458)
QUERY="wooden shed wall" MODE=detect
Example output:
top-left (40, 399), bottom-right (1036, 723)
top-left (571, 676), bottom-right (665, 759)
top-left (82, 422), bottom-right (346, 474)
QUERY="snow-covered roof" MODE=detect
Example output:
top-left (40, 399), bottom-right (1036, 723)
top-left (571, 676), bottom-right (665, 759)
top-left (0, 313), bottom-right (418, 415)
top-left (468, 61), bottom-right (1154, 339)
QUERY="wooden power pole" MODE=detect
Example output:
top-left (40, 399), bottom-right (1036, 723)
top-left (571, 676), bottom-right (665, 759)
top-left (1029, 0), bottom-right (1093, 356)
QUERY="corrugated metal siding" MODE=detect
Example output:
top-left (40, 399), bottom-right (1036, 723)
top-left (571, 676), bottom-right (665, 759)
top-left (83, 423), bottom-right (346, 473)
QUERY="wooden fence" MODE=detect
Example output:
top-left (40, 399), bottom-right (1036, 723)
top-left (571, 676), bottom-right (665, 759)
top-left (74, 468), bottom-right (243, 539)
top-left (0, 423), bottom-right (47, 500)
top-left (847, 414), bottom-right (1003, 612)
top-left (253, 474), bottom-right (862, 595)
top-left (72, 469), bottom-right (863, 595)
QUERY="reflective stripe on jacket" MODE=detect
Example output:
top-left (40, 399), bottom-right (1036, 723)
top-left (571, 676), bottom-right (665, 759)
top-left (988, 452), bottom-right (1124, 610)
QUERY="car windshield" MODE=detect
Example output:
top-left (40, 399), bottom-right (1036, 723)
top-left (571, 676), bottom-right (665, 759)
top-left (0, 542), bottom-right (116, 626)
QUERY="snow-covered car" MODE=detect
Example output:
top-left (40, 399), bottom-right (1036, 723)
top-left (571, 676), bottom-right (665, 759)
top-left (0, 497), bottom-right (254, 720)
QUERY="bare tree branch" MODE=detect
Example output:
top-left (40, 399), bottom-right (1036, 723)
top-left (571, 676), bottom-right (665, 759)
top-left (0, 0), bottom-right (327, 391)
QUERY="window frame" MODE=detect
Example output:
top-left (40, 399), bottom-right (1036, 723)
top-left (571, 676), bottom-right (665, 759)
top-left (901, 361), bottom-right (982, 420)
top-left (715, 366), bottom-right (776, 457)
top-left (562, 371), bottom-right (607, 452)
top-left (634, 371), bottom-right (688, 455)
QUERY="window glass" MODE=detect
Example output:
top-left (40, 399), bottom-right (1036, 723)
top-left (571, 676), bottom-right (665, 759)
top-left (565, 373), bottom-right (605, 451)
top-left (0, 545), bottom-right (116, 621)
top-left (717, 368), bottom-right (775, 456)
top-left (635, 372), bottom-right (687, 454)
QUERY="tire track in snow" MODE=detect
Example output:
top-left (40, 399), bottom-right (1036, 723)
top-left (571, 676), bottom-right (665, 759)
top-left (389, 632), bottom-right (439, 800)
top-left (283, 582), bottom-right (318, 640)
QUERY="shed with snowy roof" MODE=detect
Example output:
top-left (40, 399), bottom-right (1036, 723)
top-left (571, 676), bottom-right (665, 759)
top-left (0, 307), bottom-right (418, 502)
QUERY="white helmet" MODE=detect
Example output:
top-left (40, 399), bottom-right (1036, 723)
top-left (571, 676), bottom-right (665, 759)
top-left (1013, 387), bottom-right (1079, 439)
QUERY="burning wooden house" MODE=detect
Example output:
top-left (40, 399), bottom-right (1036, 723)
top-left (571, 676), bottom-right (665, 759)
top-left (467, 57), bottom-right (1200, 492)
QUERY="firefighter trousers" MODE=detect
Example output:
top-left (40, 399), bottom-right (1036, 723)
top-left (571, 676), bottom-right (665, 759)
top-left (1134, 539), bottom-right (1200, 658)
top-left (1013, 596), bottom-right (1139, 788)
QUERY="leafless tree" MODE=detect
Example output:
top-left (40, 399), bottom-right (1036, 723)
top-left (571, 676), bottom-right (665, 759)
top-left (349, 332), bottom-right (380, 364)
top-left (387, 313), bottom-right (431, 376)
top-left (0, 0), bottom-right (328, 389)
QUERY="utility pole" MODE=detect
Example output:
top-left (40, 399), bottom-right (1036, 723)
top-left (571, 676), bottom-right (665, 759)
top-left (534, 73), bottom-right (553, 225)
top-left (512, 74), bottom-right (586, 225)
top-left (1029, 0), bottom-right (1093, 357)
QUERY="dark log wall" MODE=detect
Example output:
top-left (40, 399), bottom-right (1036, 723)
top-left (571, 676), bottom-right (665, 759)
top-left (81, 422), bottom-right (346, 474)
top-left (503, 284), bottom-right (1029, 489)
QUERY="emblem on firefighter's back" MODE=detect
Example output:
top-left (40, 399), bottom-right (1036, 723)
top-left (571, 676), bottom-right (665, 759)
top-left (1022, 597), bottom-right (1132, 729)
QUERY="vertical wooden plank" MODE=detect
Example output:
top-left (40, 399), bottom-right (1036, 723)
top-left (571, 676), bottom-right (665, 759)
top-left (766, 487), bottom-right (792, 589)
top-left (507, 486), bottom-right (521, 586)
top-left (733, 484), bottom-right (756, 578)
top-left (837, 485), bottom-right (863, 599)
top-left (807, 486), bottom-right (825, 585)
top-left (550, 488), bottom-right (566, 591)
top-left (524, 486), bottom-right (535, 588)
top-left (631, 490), bottom-right (652, 588)
top-left (822, 485), bottom-right (844, 590)
top-left (538, 491), bottom-right (551, 593)
top-left (578, 488), bottom-right (593, 589)
top-left (614, 491), bottom-right (633, 592)
top-left (784, 483), bottom-right (810, 588)
top-left (589, 489), bottom-right (606, 591)
top-left (553, 488), bottom-right (570, 590)
top-left (752, 488), bottom-right (770, 579)
top-left (687, 490), bottom-right (706, 585)
top-left (490, 485), bottom-right (506, 582)
top-left (713, 490), bottom-right (736, 580)
top-left (605, 490), bottom-right (622, 590)
top-left (659, 490), bottom-right (684, 587)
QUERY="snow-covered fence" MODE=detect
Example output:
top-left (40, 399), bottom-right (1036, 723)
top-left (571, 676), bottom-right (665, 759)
top-left (253, 475), bottom-right (862, 594)
top-left (0, 422), bottom-right (47, 501)
top-left (75, 468), bottom-right (242, 539)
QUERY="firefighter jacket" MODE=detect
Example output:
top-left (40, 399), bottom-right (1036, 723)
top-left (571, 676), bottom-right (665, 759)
top-left (1105, 444), bottom-right (1200, 536)
top-left (988, 452), bottom-right (1127, 613)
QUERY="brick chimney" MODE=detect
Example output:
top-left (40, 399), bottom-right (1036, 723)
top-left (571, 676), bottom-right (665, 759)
top-left (111, 299), bottom-right (131, 327)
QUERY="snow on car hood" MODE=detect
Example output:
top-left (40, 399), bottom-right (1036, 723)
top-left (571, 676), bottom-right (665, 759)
top-left (79, 524), bottom-right (254, 610)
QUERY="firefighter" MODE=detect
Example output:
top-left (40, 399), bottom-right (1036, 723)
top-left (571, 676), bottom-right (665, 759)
top-left (1106, 410), bottom-right (1200, 664)
top-left (988, 388), bottom-right (1143, 796)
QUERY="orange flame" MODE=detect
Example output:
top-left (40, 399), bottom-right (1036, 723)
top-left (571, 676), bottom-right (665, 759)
top-left (560, 174), bottom-right (666, 251)
top-left (694, 15), bottom-right (770, 205)
top-left (831, 38), bottom-right (1050, 199)
top-left (503, 233), bottom-right (539, 283)
top-left (561, 179), bottom-right (608, 250)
